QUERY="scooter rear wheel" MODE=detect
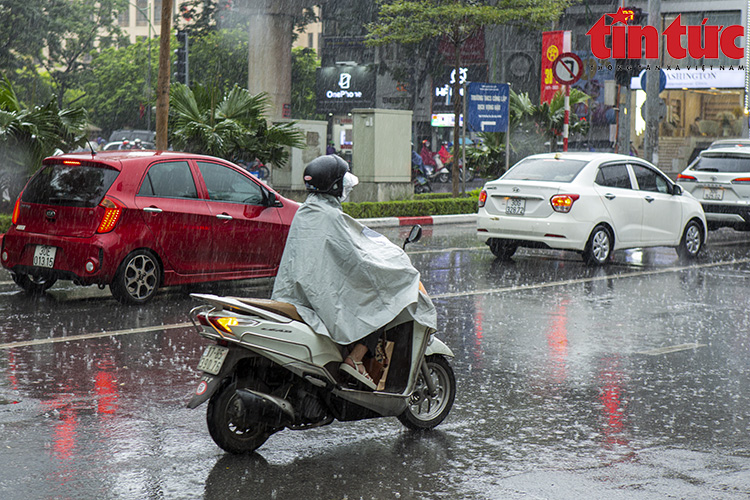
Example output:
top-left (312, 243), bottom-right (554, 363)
top-left (206, 381), bottom-right (272, 454)
top-left (398, 355), bottom-right (455, 430)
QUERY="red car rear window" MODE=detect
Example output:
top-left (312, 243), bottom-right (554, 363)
top-left (22, 162), bottom-right (119, 207)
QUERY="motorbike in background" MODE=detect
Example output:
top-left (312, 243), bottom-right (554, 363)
top-left (411, 152), bottom-right (432, 193)
top-left (187, 226), bottom-right (456, 454)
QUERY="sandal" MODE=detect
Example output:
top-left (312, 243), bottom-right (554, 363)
top-left (340, 357), bottom-right (377, 390)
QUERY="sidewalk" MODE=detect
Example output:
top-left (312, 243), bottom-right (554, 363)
top-left (358, 213), bottom-right (476, 229)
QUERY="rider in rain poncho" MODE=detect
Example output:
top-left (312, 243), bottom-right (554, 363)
top-left (271, 155), bottom-right (436, 390)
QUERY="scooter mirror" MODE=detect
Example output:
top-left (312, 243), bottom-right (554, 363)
top-left (403, 225), bottom-right (422, 249)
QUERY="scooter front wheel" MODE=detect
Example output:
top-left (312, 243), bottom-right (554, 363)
top-left (398, 355), bottom-right (455, 430)
top-left (206, 381), bottom-right (273, 454)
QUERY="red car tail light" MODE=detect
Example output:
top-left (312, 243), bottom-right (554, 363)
top-left (677, 174), bottom-right (697, 182)
top-left (732, 177), bottom-right (750, 184)
top-left (478, 190), bottom-right (488, 208)
top-left (550, 194), bottom-right (580, 213)
top-left (11, 196), bottom-right (21, 225)
top-left (97, 198), bottom-right (122, 233)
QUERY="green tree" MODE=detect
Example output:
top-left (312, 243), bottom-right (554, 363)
top-left (38, 0), bottom-right (129, 107)
top-left (80, 37), bottom-right (158, 135)
top-left (188, 29), bottom-right (249, 93)
top-left (168, 83), bottom-right (304, 167)
top-left (291, 47), bottom-right (324, 120)
top-left (0, 76), bottom-right (88, 208)
top-left (366, 0), bottom-right (576, 197)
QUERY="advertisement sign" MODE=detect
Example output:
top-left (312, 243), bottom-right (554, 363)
top-left (467, 82), bottom-right (509, 133)
top-left (630, 68), bottom-right (745, 90)
top-left (432, 64), bottom-right (488, 113)
top-left (316, 66), bottom-right (376, 114)
top-left (540, 31), bottom-right (571, 104)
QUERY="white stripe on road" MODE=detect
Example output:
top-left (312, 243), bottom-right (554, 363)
top-left (430, 257), bottom-right (750, 299)
top-left (0, 322), bottom-right (193, 350)
top-left (636, 343), bottom-right (707, 356)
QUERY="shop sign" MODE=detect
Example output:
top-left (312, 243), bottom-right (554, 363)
top-left (586, 7), bottom-right (744, 60)
top-left (432, 64), bottom-right (488, 113)
top-left (630, 67), bottom-right (745, 90)
top-left (316, 66), bottom-right (376, 114)
top-left (431, 113), bottom-right (463, 128)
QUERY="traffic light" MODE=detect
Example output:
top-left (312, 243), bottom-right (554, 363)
top-left (615, 59), bottom-right (642, 87)
top-left (174, 30), bottom-right (189, 85)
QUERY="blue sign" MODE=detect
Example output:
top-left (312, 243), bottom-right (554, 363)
top-left (640, 69), bottom-right (667, 94)
top-left (467, 82), bottom-right (509, 133)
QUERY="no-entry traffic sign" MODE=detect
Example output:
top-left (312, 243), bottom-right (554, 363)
top-left (552, 52), bottom-right (584, 85)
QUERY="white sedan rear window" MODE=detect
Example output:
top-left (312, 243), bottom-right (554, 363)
top-left (502, 158), bottom-right (588, 182)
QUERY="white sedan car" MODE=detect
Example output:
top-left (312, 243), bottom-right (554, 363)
top-left (477, 152), bottom-right (707, 264)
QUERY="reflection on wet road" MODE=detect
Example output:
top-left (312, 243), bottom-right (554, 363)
top-left (1, 225), bottom-right (749, 499)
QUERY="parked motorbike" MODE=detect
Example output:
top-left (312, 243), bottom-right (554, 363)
top-left (411, 153), bottom-right (432, 194)
top-left (187, 226), bottom-right (456, 454)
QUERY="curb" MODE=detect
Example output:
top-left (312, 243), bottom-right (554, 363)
top-left (357, 213), bottom-right (477, 229)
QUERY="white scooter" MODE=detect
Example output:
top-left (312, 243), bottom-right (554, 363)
top-left (187, 226), bottom-right (456, 454)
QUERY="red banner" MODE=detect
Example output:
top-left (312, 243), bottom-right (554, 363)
top-left (540, 31), bottom-right (571, 104)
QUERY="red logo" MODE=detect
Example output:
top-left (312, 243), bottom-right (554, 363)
top-left (586, 7), bottom-right (744, 60)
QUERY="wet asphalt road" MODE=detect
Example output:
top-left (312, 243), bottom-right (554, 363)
top-left (1, 224), bottom-right (749, 499)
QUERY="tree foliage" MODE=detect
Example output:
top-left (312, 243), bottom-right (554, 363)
top-left (38, 0), bottom-right (129, 107)
top-left (366, 0), bottom-right (577, 196)
top-left (0, 75), bottom-right (88, 206)
top-left (80, 38), bottom-right (158, 135)
top-left (291, 48), bottom-right (324, 120)
top-left (168, 83), bottom-right (304, 167)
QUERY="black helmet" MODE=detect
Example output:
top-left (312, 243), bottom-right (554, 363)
top-left (303, 154), bottom-right (349, 197)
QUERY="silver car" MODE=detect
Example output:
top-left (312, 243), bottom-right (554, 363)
top-left (677, 147), bottom-right (750, 231)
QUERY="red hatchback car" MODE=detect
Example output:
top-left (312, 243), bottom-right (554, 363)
top-left (1, 151), bottom-right (299, 303)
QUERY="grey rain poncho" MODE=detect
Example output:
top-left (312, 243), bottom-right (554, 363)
top-left (271, 193), bottom-right (437, 345)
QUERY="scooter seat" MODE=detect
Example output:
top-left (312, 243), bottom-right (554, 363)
top-left (230, 297), bottom-right (305, 323)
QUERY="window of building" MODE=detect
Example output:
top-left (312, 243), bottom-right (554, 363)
top-left (136, 0), bottom-right (149, 26)
top-left (118, 7), bottom-right (130, 27)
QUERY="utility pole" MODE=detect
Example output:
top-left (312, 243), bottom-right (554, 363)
top-left (155, 0), bottom-right (173, 151)
top-left (643, 0), bottom-right (661, 164)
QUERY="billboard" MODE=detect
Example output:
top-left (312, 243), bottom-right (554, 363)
top-left (316, 66), bottom-right (376, 114)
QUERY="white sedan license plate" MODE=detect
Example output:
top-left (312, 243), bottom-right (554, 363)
top-left (197, 345), bottom-right (229, 375)
top-left (703, 187), bottom-right (724, 200)
top-left (33, 245), bottom-right (57, 268)
top-left (506, 197), bottom-right (526, 215)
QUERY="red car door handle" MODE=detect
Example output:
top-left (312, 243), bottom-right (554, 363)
top-left (216, 213), bottom-right (233, 220)
top-left (143, 206), bottom-right (162, 213)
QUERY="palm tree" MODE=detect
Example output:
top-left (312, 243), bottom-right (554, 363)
top-left (0, 75), bottom-right (88, 209)
top-left (169, 83), bottom-right (304, 167)
top-left (529, 88), bottom-right (590, 152)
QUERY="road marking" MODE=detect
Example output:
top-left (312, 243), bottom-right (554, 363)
top-left (431, 258), bottom-right (750, 299)
top-left (2, 257), bottom-right (749, 350)
top-left (635, 343), bottom-right (707, 356)
top-left (0, 322), bottom-right (193, 350)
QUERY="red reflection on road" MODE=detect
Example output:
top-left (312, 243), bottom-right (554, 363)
top-left (546, 300), bottom-right (569, 384)
top-left (95, 358), bottom-right (119, 415)
top-left (599, 355), bottom-right (629, 447)
top-left (472, 295), bottom-right (486, 369)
